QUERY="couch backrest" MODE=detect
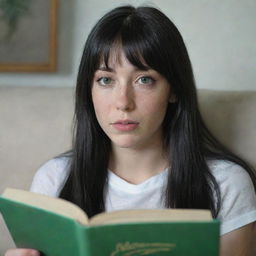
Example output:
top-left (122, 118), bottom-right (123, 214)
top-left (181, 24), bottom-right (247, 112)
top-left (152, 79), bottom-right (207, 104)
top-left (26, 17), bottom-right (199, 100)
top-left (198, 89), bottom-right (256, 169)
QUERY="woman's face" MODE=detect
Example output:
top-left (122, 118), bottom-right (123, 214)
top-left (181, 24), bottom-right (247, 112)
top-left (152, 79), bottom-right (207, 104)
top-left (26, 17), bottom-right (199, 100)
top-left (92, 50), bottom-right (172, 150)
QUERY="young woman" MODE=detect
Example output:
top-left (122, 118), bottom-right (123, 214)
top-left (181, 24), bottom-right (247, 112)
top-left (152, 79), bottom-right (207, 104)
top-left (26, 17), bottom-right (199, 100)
top-left (5, 5), bottom-right (256, 256)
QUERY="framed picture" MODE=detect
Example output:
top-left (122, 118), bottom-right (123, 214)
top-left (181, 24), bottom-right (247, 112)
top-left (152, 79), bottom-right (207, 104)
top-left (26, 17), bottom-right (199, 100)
top-left (0, 0), bottom-right (58, 72)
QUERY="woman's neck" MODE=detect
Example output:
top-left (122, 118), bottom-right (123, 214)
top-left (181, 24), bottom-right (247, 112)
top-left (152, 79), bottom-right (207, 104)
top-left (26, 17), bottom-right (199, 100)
top-left (109, 143), bottom-right (169, 185)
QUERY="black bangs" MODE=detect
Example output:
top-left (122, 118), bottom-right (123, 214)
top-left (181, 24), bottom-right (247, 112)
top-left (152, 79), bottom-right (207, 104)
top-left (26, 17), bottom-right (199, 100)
top-left (122, 31), bottom-right (157, 71)
top-left (95, 35), bottom-right (154, 72)
top-left (92, 7), bottom-right (167, 73)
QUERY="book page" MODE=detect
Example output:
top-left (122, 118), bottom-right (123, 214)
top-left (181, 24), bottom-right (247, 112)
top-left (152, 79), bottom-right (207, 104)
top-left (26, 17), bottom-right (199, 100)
top-left (2, 188), bottom-right (89, 225)
top-left (89, 209), bottom-right (212, 226)
top-left (2, 188), bottom-right (213, 227)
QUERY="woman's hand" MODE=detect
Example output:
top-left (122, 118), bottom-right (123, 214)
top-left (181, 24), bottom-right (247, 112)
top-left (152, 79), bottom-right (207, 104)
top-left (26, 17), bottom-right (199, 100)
top-left (5, 249), bottom-right (40, 256)
top-left (220, 223), bottom-right (255, 256)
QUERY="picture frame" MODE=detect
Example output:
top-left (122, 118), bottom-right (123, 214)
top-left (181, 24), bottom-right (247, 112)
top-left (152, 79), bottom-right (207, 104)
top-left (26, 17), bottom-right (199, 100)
top-left (0, 0), bottom-right (58, 72)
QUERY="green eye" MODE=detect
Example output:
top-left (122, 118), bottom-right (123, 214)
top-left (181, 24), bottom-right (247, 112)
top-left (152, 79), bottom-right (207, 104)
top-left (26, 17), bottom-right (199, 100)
top-left (98, 77), bottom-right (113, 85)
top-left (138, 76), bottom-right (154, 84)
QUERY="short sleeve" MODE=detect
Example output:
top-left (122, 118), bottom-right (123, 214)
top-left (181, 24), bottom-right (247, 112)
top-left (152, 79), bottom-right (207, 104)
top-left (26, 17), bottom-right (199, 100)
top-left (210, 161), bottom-right (256, 235)
top-left (30, 157), bottom-right (70, 197)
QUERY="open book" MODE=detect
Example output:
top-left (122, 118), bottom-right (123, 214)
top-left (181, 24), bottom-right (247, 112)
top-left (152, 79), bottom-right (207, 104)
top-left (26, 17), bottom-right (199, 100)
top-left (0, 188), bottom-right (220, 256)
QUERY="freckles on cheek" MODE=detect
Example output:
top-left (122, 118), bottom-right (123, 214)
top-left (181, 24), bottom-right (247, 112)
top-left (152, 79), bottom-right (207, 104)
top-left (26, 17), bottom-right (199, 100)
top-left (93, 97), bottom-right (110, 120)
top-left (142, 98), bottom-right (169, 116)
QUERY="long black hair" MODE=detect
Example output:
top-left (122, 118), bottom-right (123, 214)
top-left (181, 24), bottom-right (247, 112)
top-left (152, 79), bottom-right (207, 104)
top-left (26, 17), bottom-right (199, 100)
top-left (59, 5), bottom-right (256, 218)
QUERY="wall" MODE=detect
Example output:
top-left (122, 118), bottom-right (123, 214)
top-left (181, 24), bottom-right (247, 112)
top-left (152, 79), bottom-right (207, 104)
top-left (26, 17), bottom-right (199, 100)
top-left (0, 0), bottom-right (255, 90)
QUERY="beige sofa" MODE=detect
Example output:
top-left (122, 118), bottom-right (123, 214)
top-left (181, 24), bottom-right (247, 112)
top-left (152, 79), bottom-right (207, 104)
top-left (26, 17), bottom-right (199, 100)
top-left (0, 87), bottom-right (255, 254)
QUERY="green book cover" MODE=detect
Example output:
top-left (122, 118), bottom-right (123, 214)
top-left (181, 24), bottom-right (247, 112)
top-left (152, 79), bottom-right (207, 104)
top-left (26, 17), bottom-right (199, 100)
top-left (0, 188), bottom-right (220, 256)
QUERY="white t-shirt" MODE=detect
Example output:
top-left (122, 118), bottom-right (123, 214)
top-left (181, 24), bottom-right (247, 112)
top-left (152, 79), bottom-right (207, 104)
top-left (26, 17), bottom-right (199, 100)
top-left (30, 157), bottom-right (256, 235)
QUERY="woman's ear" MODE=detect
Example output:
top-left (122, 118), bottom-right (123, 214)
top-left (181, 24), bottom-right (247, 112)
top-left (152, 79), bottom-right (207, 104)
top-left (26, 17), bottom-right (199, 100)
top-left (169, 94), bottom-right (177, 103)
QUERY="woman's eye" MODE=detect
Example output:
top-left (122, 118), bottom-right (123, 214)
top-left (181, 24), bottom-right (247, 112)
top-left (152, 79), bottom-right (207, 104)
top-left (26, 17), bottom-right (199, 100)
top-left (97, 77), bottom-right (113, 86)
top-left (137, 76), bottom-right (155, 85)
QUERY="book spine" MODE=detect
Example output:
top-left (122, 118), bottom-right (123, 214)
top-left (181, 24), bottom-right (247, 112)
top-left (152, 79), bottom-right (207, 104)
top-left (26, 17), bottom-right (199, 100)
top-left (75, 222), bottom-right (92, 256)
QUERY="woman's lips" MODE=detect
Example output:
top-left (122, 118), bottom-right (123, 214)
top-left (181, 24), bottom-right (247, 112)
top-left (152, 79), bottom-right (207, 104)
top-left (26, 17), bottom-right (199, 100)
top-left (112, 120), bottom-right (139, 131)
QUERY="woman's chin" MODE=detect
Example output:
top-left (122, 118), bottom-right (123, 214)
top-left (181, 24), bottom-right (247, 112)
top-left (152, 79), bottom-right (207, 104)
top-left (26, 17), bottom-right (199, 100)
top-left (112, 142), bottom-right (137, 149)
top-left (111, 137), bottom-right (141, 149)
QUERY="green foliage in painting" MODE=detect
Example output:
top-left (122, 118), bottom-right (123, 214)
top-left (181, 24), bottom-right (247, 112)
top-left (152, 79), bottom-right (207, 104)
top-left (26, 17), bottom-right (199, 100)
top-left (0, 0), bottom-right (32, 39)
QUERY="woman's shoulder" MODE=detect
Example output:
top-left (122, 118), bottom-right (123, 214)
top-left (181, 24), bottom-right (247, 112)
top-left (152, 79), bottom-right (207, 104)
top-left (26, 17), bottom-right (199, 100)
top-left (207, 159), bottom-right (253, 184)
top-left (207, 159), bottom-right (256, 235)
top-left (207, 159), bottom-right (255, 197)
top-left (30, 156), bottom-right (71, 197)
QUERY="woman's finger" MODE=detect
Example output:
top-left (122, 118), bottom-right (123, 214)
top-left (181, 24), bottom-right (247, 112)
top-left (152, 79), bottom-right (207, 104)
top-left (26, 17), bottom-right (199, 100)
top-left (5, 249), bottom-right (40, 256)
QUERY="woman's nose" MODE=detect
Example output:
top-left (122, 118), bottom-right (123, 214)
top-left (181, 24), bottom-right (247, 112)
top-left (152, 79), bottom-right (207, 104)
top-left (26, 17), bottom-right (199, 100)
top-left (115, 85), bottom-right (135, 112)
